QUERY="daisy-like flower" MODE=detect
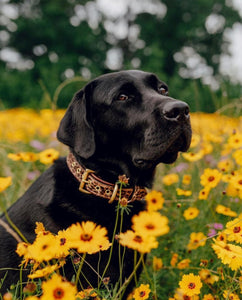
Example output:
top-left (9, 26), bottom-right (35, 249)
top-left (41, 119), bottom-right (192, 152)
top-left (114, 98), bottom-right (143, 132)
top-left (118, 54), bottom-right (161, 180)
top-left (215, 204), bottom-right (237, 217)
top-left (182, 174), bottom-right (191, 185)
top-left (132, 211), bottom-right (169, 237)
top-left (0, 176), bottom-right (12, 192)
top-left (233, 149), bottom-right (242, 166)
top-left (39, 148), bottom-right (59, 164)
top-left (176, 188), bottom-right (192, 197)
top-left (152, 256), bottom-right (163, 271)
top-left (199, 269), bottom-right (219, 285)
top-left (133, 284), bottom-right (151, 300)
top-left (198, 187), bottom-right (210, 200)
top-left (212, 239), bottom-right (242, 270)
top-left (183, 207), bottom-right (199, 220)
top-left (177, 258), bottom-right (191, 269)
top-left (27, 232), bottom-right (59, 262)
top-left (162, 173), bottom-right (179, 186)
top-left (227, 132), bottom-right (242, 149)
top-left (28, 261), bottom-right (65, 279)
top-left (223, 290), bottom-right (240, 300)
top-left (200, 168), bottom-right (222, 189)
top-left (182, 150), bottom-right (204, 162)
top-left (65, 221), bottom-right (111, 254)
top-left (41, 273), bottom-right (77, 300)
top-left (187, 232), bottom-right (207, 251)
top-left (173, 288), bottom-right (199, 300)
top-left (145, 190), bottom-right (164, 211)
top-left (170, 253), bottom-right (178, 267)
top-left (179, 273), bottom-right (202, 296)
top-left (217, 158), bottom-right (234, 172)
top-left (230, 173), bottom-right (242, 191)
top-left (118, 230), bottom-right (158, 253)
top-left (224, 218), bottom-right (242, 244)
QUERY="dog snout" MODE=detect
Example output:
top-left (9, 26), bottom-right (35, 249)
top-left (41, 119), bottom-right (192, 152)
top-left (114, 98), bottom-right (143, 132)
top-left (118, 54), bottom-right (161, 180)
top-left (162, 100), bottom-right (190, 121)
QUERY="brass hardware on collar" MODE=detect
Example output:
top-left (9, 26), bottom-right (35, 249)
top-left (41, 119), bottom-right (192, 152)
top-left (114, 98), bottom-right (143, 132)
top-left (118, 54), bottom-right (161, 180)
top-left (79, 169), bottom-right (95, 193)
top-left (108, 183), bottom-right (119, 204)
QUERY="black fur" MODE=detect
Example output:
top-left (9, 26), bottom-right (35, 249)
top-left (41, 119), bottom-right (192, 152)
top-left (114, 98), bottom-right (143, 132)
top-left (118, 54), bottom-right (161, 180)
top-left (0, 70), bottom-right (191, 296)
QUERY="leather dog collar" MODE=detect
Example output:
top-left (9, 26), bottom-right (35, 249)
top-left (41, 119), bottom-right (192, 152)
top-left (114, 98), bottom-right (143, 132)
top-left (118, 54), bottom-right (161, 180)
top-left (66, 152), bottom-right (147, 203)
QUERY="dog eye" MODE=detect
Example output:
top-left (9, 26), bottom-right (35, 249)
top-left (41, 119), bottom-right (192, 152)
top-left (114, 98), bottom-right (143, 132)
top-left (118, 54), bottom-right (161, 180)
top-left (118, 94), bottom-right (129, 101)
top-left (158, 87), bottom-right (168, 96)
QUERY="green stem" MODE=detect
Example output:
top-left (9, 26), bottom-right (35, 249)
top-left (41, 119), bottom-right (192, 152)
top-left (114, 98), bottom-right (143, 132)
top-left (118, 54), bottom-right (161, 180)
top-left (75, 253), bottom-right (86, 287)
top-left (113, 253), bottom-right (144, 300)
top-left (3, 209), bottom-right (28, 243)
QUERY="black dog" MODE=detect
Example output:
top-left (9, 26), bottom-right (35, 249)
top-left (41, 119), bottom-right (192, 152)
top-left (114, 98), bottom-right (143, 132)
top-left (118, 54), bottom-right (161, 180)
top-left (0, 70), bottom-right (191, 296)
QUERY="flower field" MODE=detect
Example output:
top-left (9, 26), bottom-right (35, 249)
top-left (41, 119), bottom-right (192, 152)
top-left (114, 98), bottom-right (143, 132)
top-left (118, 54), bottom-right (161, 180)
top-left (0, 108), bottom-right (242, 299)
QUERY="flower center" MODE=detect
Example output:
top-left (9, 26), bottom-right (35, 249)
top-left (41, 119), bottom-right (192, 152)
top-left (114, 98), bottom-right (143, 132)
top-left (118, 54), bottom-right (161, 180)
top-left (139, 291), bottom-right (146, 297)
top-left (238, 180), bottom-right (242, 185)
top-left (81, 233), bottom-right (93, 241)
top-left (53, 288), bottom-right (64, 299)
top-left (151, 198), bottom-right (157, 203)
top-left (133, 235), bottom-right (143, 243)
top-left (233, 226), bottom-right (241, 233)
top-left (146, 223), bottom-right (155, 230)
top-left (188, 282), bottom-right (195, 289)
top-left (60, 238), bottom-right (66, 246)
top-left (208, 176), bottom-right (215, 182)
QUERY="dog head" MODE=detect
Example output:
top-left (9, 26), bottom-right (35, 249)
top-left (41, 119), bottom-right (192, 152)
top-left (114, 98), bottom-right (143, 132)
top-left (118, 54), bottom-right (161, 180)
top-left (57, 70), bottom-right (192, 182)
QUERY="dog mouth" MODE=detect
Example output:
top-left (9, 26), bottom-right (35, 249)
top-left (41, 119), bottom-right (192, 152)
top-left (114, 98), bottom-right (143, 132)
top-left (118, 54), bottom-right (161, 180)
top-left (133, 131), bottom-right (191, 169)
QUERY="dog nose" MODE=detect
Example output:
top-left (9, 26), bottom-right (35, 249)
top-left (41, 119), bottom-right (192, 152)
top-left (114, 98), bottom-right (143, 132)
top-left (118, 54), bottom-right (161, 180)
top-left (163, 101), bottom-right (190, 121)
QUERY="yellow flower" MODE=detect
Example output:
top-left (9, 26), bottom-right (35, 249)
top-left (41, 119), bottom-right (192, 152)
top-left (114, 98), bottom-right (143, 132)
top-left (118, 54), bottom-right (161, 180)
top-left (217, 158), bottom-right (234, 172)
top-left (176, 188), bottom-right (192, 197)
top-left (28, 262), bottom-right (65, 279)
top-left (182, 174), bottom-right (191, 185)
top-left (215, 205), bottom-right (237, 217)
top-left (198, 187), bottom-right (210, 200)
top-left (230, 173), bottom-right (242, 190)
top-left (133, 284), bottom-right (151, 300)
top-left (145, 190), bottom-right (164, 211)
top-left (132, 211), bottom-right (169, 237)
top-left (173, 288), bottom-right (199, 300)
top-left (233, 149), bottom-right (242, 166)
top-left (227, 132), bottom-right (242, 149)
top-left (76, 288), bottom-right (99, 299)
top-left (183, 207), bottom-right (199, 220)
top-left (182, 150), bottom-right (204, 162)
top-left (0, 177), bottom-right (12, 192)
top-left (41, 273), bottom-right (77, 300)
top-left (202, 294), bottom-right (215, 300)
top-left (39, 148), bottom-right (59, 164)
top-left (179, 273), bottom-right (202, 296)
top-left (187, 232), bottom-right (206, 250)
top-left (170, 253), bottom-right (178, 267)
top-left (118, 230), bottom-right (158, 253)
top-left (223, 290), bottom-right (240, 300)
top-left (65, 221), bottom-right (111, 254)
top-left (212, 239), bottom-right (242, 270)
top-left (153, 256), bottom-right (163, 271)
top-left (224, 218), bottom-right (242, 244)
top-left (162, 173), bottom-right (179, 186)
top-left (27, 233), bottom-right (59, 262)
top-left (200, 168), bottom-right (222, 189)
top-left (199, 269), bottom-right (219, 285)
top-left (177, 258), bottom-right (191, 269)
top-left (190, 134), bottom-right (200, 148)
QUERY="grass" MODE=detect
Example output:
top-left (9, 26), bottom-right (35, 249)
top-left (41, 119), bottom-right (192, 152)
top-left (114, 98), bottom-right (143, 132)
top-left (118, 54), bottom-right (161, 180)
top-left (0, 108), bottom-right (241, 300)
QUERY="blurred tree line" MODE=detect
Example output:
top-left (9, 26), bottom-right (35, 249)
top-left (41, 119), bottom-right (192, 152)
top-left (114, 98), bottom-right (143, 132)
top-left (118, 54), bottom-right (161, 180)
top-left (0, 0), bottom-right (241, 112)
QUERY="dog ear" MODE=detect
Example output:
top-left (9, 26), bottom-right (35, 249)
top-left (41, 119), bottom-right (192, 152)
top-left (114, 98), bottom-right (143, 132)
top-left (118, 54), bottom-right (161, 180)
top-left (57, 89), bottom-right (95, 159)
